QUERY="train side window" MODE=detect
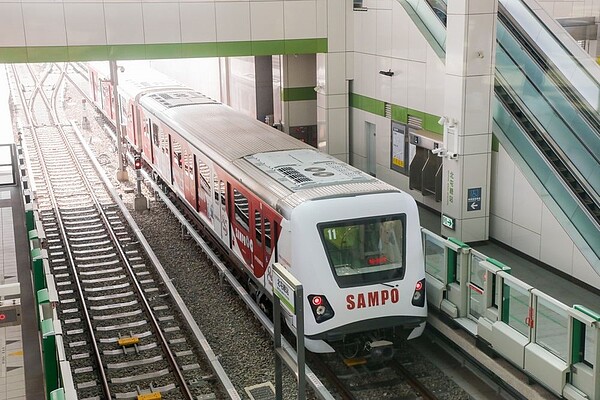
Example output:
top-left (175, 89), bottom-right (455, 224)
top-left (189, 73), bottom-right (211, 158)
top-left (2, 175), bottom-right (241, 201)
top-left (197, 159), bottom-right (210, 193)
top-left (213, 176), bottom-right (219, 202)
top-left (160, 128), bottom-right (169, 154)
top-left (151, 122), bottom-right (159, 146)
top-left (233, 189), bottom-right (249, 230)
top-left (255, 210), bottom-right (262, 245)
top-left (184, 151), bottom-right (193, 176)
top-left (172, 140), bottom-right (183, 168)
top-left (264, 218), bottom-right (271, 250)
top-left (220, 181), bottom-right (226, 206)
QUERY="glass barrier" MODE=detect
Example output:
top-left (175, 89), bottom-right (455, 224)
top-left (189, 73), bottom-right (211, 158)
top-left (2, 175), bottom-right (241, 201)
top-left (535, 294), bottom-right (569, 361)
top-left (585, 326), bottom-right (595, 366)
top-left (421, 229), bottom-right (599, 398)
top-left (503, 277), bottom-right (531, 337)
top-left (423, 230), bottom-right (446, 284)
top-left (468, 251), bottom-right (488, 319)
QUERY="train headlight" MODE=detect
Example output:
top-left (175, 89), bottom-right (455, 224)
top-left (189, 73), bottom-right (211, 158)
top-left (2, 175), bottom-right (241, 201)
top-left (412, 278), bottom-right (426, 307)
top-left (308, 294), bottom-right (334, 323)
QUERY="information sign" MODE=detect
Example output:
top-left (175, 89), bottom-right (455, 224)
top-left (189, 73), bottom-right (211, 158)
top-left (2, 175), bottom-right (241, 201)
top-left (273, 268), bottom-right (295, 314)
top-left (442, 214), bottom-right (455, 230)
top-left (467, 187), bottom-right (482, 211)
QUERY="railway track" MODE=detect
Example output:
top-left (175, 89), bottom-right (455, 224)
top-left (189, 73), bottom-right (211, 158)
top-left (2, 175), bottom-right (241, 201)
top-left (8, 63), bottom-right (221, 399)
top-left (310, 352), bottom-right (440, 400)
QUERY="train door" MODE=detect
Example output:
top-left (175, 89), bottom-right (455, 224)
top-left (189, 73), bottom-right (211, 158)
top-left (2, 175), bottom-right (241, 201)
top-left (196, 157), bottom-right (210, 219)
top-left (127, 102), bottom-right (136, 147)
top-left (263, 216), bottom-right (274, 270)
top-left (212, 175), bottom-right (222, 237)
top-left (183, 149), bottom-right (196, 209)
top-left (212, 175), bottom-right (229, 245)
top-left (220, 180), bottom-right (229, 245)
top-left (148, 119), bottom-right (158, 165)
top-left (252, 208), bottom-right (265, 278)
top-left (101, 80), bottom-right (113, 120)
top-left (171, 137), bottom-right (183, 189)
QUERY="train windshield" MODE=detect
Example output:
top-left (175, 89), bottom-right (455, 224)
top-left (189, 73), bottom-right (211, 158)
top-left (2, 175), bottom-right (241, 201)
top-left (318, 214), bottom-right (406, 288)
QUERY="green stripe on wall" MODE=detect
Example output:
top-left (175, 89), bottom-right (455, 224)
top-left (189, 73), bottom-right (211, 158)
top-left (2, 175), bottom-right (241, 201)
top-left (351, 93), bottom-right (443, 137)
top-left (282, 87), bottom-right (317, 102)
top-left (350, 93), bottom-right (386, 117)
top-left (0, 38), bottom-right (328, 63)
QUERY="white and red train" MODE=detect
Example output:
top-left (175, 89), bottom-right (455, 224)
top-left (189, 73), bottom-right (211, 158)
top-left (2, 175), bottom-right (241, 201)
top-left (88, 62), bottom-right (427, 356)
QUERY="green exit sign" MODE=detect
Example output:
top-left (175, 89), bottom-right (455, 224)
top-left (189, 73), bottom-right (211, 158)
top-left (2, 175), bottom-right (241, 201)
top-left (442, 214), bottom-right (455, 230)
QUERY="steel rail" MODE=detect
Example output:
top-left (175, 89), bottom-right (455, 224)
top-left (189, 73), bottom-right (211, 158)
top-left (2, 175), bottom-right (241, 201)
top-left (12, 63), bottom-right (113, 399)
top-left (50, 63), bottom-right (195, 399)
top-left (63, 63), bottom-right (243, 399)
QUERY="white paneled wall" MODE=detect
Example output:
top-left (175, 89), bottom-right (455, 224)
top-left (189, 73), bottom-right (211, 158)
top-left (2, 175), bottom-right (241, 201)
top-left (491, 145), bottom-right (600, 287)
top-left (536, 0), bottom-right (600, 17)
top-left (0, 1), bottom-right (321, 49)
top-left (181, 3), bottom-right (217, 42)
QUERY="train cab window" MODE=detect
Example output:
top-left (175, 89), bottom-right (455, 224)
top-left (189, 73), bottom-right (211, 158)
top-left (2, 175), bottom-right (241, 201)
top-left (197, 159), bottom-right (210, 193)
top-left (318, 214), bottom-right (406, 288)
top-left (255, 210), bottom-right (262, 245)
top-left (264, 218), bottom-right (272, 250)
top-left (233, 189), bottom-right (249, 230)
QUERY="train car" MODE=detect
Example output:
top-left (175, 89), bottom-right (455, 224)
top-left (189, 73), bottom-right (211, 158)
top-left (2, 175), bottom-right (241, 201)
top-left (87, 62), bottom-right (189, 149)
top-left (127, 87), bottom-right (427, 357)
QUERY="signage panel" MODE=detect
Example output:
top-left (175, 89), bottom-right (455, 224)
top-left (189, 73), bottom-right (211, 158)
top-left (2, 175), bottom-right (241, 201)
top-left (442, 214), bottom-right (455, 230)
top-left (273, 264), bottom-right (297, 314)
top-left (467, 187), bottom-right (482, 211)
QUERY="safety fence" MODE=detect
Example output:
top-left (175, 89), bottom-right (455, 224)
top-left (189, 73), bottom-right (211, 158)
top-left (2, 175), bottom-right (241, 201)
top-left (423, 228), bottom-right (599, 400)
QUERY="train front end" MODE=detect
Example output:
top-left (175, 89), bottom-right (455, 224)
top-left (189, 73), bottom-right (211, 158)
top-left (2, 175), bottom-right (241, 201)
top-left (285, 190), bottom-right (427, 358)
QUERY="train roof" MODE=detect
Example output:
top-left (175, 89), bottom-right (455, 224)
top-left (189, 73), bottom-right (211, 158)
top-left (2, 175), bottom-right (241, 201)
top-left (88, 62), bottom-right (187, 100)
top-left (139, 90), bottom-right (400, 216)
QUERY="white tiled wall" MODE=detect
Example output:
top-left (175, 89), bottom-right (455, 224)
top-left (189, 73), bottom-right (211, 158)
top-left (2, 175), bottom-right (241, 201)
top-left (23, 3), bottom-right (67, 46)
top-left (64, 4), bottom-right (107, 46)
top-left (3, 1), bottom-right (321, 49)
top-left (105, 3), bottom-right (144, 45)
top-left (143, 3), bottom-right (182, 44)
top-left (536, 0), bottom-right (599, 17)
top-left (180, 3), bottom-right (217, 43)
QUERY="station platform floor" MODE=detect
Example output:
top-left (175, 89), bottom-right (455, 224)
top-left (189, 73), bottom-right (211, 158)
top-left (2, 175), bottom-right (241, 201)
top-left (0, 181), bottom-right (44, 400)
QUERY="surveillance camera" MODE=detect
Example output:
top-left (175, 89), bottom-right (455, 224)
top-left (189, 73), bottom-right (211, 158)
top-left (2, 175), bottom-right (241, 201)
top-left (431, 148), bottom-right (445, 155)
top-left (438, 116), bottom-right (447, 126)
top-left (448, 152), bottom-right (458, 160)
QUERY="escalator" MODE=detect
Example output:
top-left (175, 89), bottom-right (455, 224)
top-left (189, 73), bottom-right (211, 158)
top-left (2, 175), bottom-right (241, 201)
top-left (398, 0), bottom-right (600, 270)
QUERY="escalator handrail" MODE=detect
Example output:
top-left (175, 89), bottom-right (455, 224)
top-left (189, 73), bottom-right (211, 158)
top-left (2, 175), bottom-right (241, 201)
top-left (495, 72), bottom-right (600, 217)
top-left (497, 4), bottom-right (600, 146)
top-left (496, 13), bottom-right (600, 168)
top-left (493, 97), bottom-right (600, 265)
top-left (499, 0), bottom-right (600, 111)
